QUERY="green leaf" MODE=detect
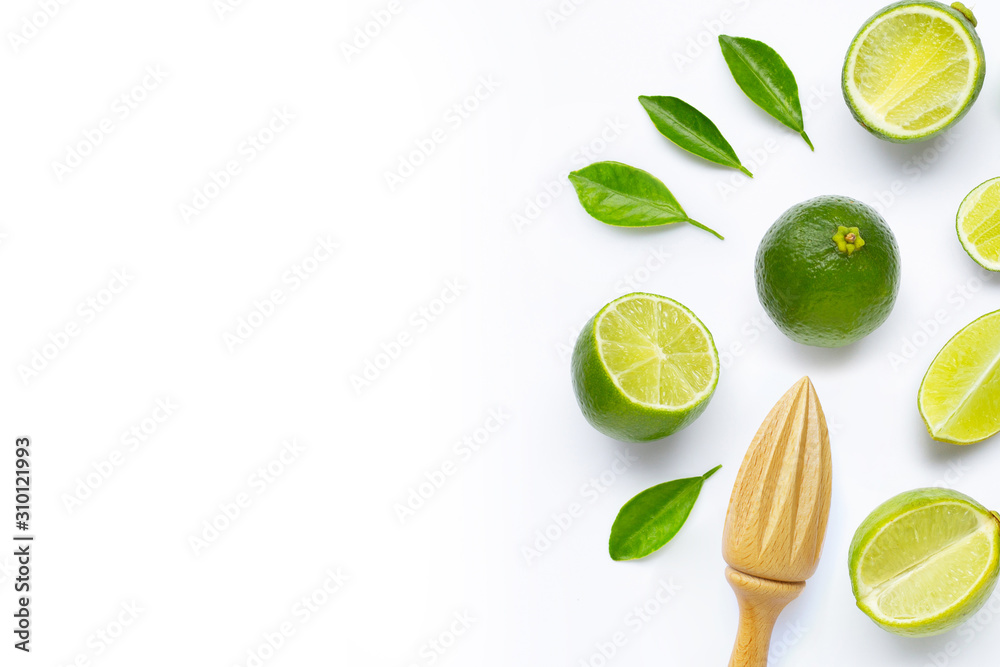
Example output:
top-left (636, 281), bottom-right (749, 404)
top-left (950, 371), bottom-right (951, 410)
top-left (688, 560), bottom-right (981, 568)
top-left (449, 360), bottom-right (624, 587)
top-left (568, 162), bottom-right (723, 239)
top-left (609, 465), bottom-right (721, 561)
top-left (718, 35), bottom-right (813, 150)
top-left (638, 96), bottom-right (753, 177)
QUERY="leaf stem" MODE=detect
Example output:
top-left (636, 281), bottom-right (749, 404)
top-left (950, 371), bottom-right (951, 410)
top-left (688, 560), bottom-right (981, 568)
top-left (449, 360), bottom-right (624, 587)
top-left (800, 130), bottom-right (815, 151)
top-left (685, 219), bottom-right (725, 240)
top-left (739, 165), bottom-right (754, 178)
top-left (703, 464), bottom-right (723, 480)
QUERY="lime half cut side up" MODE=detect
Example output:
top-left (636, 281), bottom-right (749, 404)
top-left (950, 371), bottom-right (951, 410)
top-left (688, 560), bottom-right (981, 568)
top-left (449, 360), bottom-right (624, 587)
top-left (843, 1), bottom-right (985, 142)
top-left (849, 488), bottom-right (1000, 636)
top-left (958, 177), bottom-right (1000, 271)
top-left (919, 309), bottom-right (1000, 444)
top-left (571, 293), bottom-right (719, 443)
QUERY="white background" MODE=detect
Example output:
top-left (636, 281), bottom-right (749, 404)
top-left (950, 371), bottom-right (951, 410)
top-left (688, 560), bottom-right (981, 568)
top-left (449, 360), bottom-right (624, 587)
top-left (3, 0), bottom-right (1000, 665)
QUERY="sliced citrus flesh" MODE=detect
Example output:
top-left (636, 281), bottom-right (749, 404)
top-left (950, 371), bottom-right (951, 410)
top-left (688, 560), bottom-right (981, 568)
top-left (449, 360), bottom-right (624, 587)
top-left (850, 488), bottom-right (1000, 636)
top-left (843, 2), bottom-right (985, 142)
top-left (958, 177), bottom-right (1000, 271)
top-left (919, 309), bottom-right (1000, 444)
top-left (595, 295), bottom-right (716, 408)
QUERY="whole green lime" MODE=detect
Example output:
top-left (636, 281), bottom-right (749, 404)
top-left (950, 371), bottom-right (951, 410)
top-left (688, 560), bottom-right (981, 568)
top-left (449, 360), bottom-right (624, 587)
top-left (755, 195), bottom-right (901, 348)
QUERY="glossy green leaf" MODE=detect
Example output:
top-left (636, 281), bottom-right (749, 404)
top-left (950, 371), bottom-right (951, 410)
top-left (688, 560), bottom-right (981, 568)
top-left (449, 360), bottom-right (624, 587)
top-left (568, 162), bottom-right (723, 239)
top-left (609, 465), bottom-right (721, 561)
top-left (639, 95), bottom-right (752, 177)
top-left (719, 35), bottom-right (813, 150)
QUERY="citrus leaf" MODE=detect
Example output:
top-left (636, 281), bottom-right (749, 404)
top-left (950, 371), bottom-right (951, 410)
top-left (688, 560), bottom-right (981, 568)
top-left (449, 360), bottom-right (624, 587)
top-left (719, 35), bottom-right (813, 150)
top-left (638, 96), bottom-right (752, 177)
top-left (609, 466), bottom-right (721, 561)
top-left (568, 162), bottom-right (723, 239)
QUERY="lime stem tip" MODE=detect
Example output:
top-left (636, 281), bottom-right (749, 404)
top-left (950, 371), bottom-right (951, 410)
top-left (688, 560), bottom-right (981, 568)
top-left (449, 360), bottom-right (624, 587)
top-left (687, 219), bottom-right (725, 241)
top-left (800, 131), bottom-right (815, 152)
top-left (833, 226), bottom-right (865, 256)
top-left (952, 3), bottom-right (978, 27)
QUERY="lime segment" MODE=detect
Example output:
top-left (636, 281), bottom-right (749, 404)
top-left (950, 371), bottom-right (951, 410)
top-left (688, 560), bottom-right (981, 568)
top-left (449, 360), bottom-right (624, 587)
top-left (843, 2), bottom-right (985, 141)
top-left (850, 489), bottom-right (1000, 636)
top-left (919, 309), bottom-right (1000, 444)
top-left (958, 177), bottom-right (1000, 271)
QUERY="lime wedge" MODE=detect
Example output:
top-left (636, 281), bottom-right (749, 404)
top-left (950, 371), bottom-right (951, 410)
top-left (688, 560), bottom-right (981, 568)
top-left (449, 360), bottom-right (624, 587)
top-left (843, 1), bottom-right (985, 142)
top-left (958, 177), bottom-right (1000, 271)
top-left (850, 488), bottom-right (1000, 636)
top-left (919, 309), bottom-right (1000, 444)
top-left (571, 293), bottom-right (719, 442)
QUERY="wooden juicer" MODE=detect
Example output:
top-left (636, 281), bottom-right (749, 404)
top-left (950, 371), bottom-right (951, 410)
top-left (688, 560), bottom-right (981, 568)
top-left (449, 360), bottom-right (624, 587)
top-left (722, 377), bottom-right (832, 666)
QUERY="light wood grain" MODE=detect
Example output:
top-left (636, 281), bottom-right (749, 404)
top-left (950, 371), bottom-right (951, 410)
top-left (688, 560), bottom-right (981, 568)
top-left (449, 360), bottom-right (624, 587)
top-left (723, 377), bottom-right (832, 667)
top-left (726, 568), bottom-right (804, 667)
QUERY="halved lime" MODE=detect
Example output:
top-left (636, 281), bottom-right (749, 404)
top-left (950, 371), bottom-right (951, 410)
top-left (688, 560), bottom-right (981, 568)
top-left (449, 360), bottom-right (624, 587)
top-left (849, 488), bottom-right (1000, 636)
top-left (842, 1), bottom-right (985, 142)
top-left (919, 309), bottom-right (1000, 444)
top-left (571, 293), bottom-right (719, 442)
top-left (958, 177), bottom-right (1000, 271)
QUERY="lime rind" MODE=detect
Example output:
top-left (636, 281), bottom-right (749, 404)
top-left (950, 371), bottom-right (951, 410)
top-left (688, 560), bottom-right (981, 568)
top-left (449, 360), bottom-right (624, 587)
top-left (957, 177), bottom-right (1000, 272)
top-left (918, 309), bottom-right (1000, 444)
top-left (842, 1), bottom-right (985, 142)
top-left (849, 489), bottom-right (1000, 636)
